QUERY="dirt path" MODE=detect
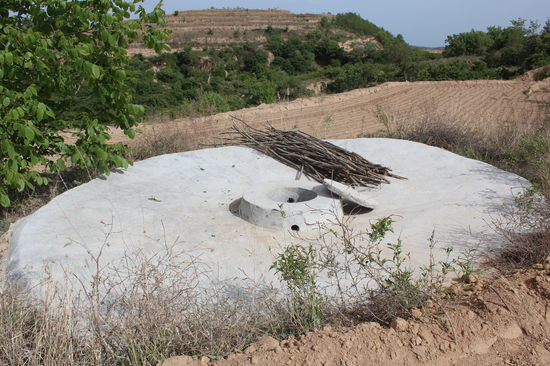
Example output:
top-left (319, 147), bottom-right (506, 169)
top-left (113, 72), bottom-right (550, 151)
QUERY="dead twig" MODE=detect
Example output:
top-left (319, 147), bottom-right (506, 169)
top-left (211, 117), bottom-right (406, 187)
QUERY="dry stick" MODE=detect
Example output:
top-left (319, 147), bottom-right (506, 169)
top-left (420, 291), bottom-right (458, 343)
top-left (215, 117), bottom-right (406, 186)
top-left (488, 285), bottom-right (531, 337)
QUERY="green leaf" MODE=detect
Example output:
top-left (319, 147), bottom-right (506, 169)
top-left (2, 97), bottom-right (9, 107)
top-left (16, 179), bottom-right (25, 192)
top-left (125, 128), bottom-right (135, 139)
top-left (101, 29), bottom-right (110, 42)
top-left (37, 107), bottom-right (44, 121)
top-left (25, 127), bottom-right (34, 141)
top-left (7, 145), bottom-right (14, 159)
top-left (116, 69), bottom-right (126, 81)
top-left (91, 64), bottom-right (100, 79)
top-left (56, 159), bottom-right (66, 171)
top-left (96, 148), bottom-right (107, 160)
top-left (30, 153), bottom-right (38, 166)
top-left (0, 193), bottom-right (9, 207)
top-left (5, 53), bottom-right (13, 65)
top-left (154, 41), bottom-right (162, 53)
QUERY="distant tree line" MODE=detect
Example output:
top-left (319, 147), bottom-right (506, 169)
top-left (444, 18), bottom-right (550, 70)
top-left (68, 13), bottom-right (550, 120)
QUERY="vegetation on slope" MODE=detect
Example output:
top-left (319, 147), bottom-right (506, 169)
top-left (109, 13), bottom-right (550, 122)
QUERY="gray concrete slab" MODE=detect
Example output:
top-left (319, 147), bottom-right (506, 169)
top-left (4, 138), bottom-right (528, 299)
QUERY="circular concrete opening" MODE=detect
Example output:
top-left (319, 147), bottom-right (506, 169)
top-left (267, 187), bottom-right (317, 203)
top-left (239, 180), bottom-right (343, 231)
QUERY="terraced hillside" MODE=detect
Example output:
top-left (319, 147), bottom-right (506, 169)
top-left (127, 9), bottom-right (335, 56)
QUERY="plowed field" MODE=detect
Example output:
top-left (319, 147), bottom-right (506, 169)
top-left (113, 69), bottom-right (550, 150)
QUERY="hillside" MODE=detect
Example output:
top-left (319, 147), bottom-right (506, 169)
top-left (126, 9), bottom-right (383, 58)
top-left (128, 9), bottom-right (332, 56)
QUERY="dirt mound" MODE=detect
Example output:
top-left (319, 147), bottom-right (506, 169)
top-left (517, 65), bottom-right (550, 82)
top-left (158, 262), bottom-right (550, 366)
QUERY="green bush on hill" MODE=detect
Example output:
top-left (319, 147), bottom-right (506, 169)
top-left (68, 13), bottom-right (550, 127)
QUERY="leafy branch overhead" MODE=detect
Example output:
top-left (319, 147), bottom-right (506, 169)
top-left (0, 0), bottom-right (171, 207)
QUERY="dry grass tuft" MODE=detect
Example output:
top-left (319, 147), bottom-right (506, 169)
top-left (0, 238), bottom-right (308, 364)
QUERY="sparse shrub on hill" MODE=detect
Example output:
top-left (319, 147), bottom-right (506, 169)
top-left (445, 18), bottom-right (550, 72)
top-left (332, 12), bottom-right (389, 41)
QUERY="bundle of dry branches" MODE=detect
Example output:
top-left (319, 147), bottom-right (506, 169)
top-left (215, 118), bottom-right (406, 186)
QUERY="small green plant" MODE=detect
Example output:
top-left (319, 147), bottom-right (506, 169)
top-left (272, 203), bottom-right (286, 218)
top-left (173, 10), bottom-right (179, 16)
top-left (0, 216), bottom-right (8, 235)
top-left (322, 114), bottom-right (334, 137)
top-left (535, 69), bottom-right (550, 81)
top-left (271, 244), bottom-right (324, 331)
top-left (417, 231), bottom-right (455, 294)
top-left (302, 215), bottom-right (482, 323)
top-left (505, 125), bottom-right (550, 192)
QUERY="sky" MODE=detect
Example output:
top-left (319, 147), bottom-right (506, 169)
top-left (139, 0), bottom-right (550, 48)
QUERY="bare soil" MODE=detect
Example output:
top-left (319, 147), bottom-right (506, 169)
top-left (157, 261), bottom-right (550, 366)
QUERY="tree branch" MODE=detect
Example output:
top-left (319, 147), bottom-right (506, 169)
top-left (15, 0), bottom-right (26, 28)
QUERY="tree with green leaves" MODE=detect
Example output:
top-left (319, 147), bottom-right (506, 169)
top-left (381, 35), bottom-right (419, 81)
top-left (0, 0), bottom-right (171, 207)
top-left (443, 29), bottom-right (494, 57)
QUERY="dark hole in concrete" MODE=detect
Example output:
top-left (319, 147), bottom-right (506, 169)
top-left (268, 187), bottom-right (317, 203)
top-left (291, 225), bottom-right (300, 231)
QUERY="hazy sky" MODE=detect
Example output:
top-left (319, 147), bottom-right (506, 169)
top-left (139, 0), bottom-right (550, 47)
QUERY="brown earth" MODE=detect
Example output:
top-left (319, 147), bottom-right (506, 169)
top-left (111, 67), bottom-right (550, 150)
top-left (158, 259), bottom-right (550, 366)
